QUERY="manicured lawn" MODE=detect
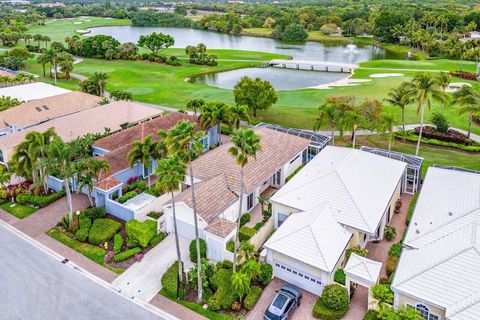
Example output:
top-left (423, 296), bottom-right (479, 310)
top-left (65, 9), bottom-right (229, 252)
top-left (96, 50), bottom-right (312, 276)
top-left (48, 228), bottom-right (124, 274)
top-left (335, 135), bottom-right (480, 178)
top-left (27, 16), bottom-right (131, 43)
top-left (0, 202), bottom-right (37, 219)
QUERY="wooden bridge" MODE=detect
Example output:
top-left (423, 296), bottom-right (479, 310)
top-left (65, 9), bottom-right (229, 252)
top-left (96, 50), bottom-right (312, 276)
top-left (267, 59), bottom-right (358, 73)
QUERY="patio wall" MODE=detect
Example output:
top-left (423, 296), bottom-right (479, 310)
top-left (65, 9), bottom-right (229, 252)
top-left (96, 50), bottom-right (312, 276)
top-left (250, 217), bottom-right (274, 250)
top-left (135, 193), bottom-right (171, 220)
top-left (47, 176), bottom-right (64, 193)
top-left (106, 198), bottom-right (134, 220)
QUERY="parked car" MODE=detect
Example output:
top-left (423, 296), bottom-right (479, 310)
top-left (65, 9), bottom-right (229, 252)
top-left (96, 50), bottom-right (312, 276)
top-left (264, 283), bottom-right (302, 320)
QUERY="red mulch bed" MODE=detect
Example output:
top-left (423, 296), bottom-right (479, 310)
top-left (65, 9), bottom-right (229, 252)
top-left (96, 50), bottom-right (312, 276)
top-left (414, 126), bottom-right (476, 145)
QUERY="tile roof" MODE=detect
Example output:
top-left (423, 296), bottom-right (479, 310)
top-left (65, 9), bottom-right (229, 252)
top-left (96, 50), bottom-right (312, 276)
top-left (0, 82), bottom-right (71, 102)
top-left (344, 253), bottom-right (382, 285)
top-left (190, 127), bottom-right (311, 194)
top-left (204, 219), bottom-right (237, 238)
top-left (265, 203), bottom-right (352, 273)
top-left (96, 144), bottom-right (131, 181)
top-left (172, 174), bottom-right (239, 224)
top-left (93, 112), bottom-right (201, 151)
top-left (392, 167), bottom-right (480, 318)
top-left (271, 146), bottom-right (406, 234)
top-left (95, 177), bottom-right (122, 191)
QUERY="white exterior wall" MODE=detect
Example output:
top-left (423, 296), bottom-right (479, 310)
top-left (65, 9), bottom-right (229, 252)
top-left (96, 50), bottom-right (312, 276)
top-left (283, 151), bottom-right (304, 178)
top-left (394, 292), bottom-right (446, 320)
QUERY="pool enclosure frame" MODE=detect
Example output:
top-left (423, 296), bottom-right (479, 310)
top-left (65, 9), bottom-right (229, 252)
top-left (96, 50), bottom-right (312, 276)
top-left (360, 146), bottom-right (423, 195)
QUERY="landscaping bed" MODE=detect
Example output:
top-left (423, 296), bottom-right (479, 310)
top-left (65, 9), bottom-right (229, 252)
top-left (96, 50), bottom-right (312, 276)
top-left (0, 202), bottom-right (37, 219)
top-left (48, 206), bottom-right (166, 272)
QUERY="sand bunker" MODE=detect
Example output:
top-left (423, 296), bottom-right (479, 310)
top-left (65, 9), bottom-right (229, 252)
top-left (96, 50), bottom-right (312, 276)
top-left (310, 78), bottom-right (371, 89)
top-left (369, 73), bottom-right (404, 78)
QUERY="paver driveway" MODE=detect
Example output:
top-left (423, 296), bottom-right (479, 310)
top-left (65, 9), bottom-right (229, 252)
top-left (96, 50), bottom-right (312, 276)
top-left (113, 234), bottom-right (192, 301)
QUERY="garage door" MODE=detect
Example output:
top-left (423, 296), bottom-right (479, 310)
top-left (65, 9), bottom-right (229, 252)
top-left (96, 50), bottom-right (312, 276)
top-left (170, 217), bottom-right (196, 240)
top-left (273, 260), bottom-right (324, 296)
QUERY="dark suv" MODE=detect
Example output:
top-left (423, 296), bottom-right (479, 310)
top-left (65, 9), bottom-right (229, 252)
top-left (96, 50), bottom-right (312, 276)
top-left (264, 283), bottom-right (302, 320)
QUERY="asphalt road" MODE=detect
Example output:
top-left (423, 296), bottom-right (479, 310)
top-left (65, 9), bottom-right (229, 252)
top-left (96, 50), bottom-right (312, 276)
top-left (0, 223), bottom-right (173, 320)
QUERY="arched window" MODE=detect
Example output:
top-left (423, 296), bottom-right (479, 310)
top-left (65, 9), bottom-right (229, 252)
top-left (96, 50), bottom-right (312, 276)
top-left (415, 304), bottom-right (439, 320)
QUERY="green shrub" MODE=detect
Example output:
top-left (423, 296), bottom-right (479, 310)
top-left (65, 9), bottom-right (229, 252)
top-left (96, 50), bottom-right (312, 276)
top-left (161, 262), bottom-right (179, 299)
top-left (226, 240), bottom-right (234, 253)
top-left (313, 284), bottom-right (349, 320)
top-left (333, 269), bottom-right (346, 285)
top-left (126, 236), bottom-right (140, 248)
top-left (210, 268), bottom-right (232, 291)
top-left (189, 238), bottom-right (207, 263)
top-left (125, 219), bottom-right (157, 247)
top-left (75, 227), bottom-right (89, 242)
top-left (16, 190), bottom-right (65, 207)
top-left (240, 213), bottom-right (250, 227)
top-left (149, 232), bottom-right (166, 246)
top-left (388, 242), bottom-right (402, 257)
top-left (259, 263), bottom-right (273, 285)
top-left (346, 246), bottom-right (367, 259)
top-left (363, 309), bottom-right (379, 320)
top-left (85, 206), bottom-right (106, 220)
top-left (118, 191), bottom-right (138, 204)
top-left (244, 286), bottom-right (262, 310)
top-left (208, 286), bottom-right (235, 311)
top-left (88, 219), bottom-right (121, 245)
top-left (220, 260), bottom-right (233, 270)
top-left (396, 132), bottom-right (480, 152)
top-left (113, 247), bottom-right (141, 262)
top-left (386, 255), bottom-right (398, 277)
top-left (431, 111), bottom-right (449, 133)
top-left (113, 234), bottom-right (123, 254)
top-left (254, 222), bottom-right (264, 231)
top-left (371, 284), bottom-right (394, 305)
top-left (384, 226), bottom-right (397, 241)
top-left (147, 211), bottom-right (163, 219)
top-left (406, 192), bottom-right (419, 226)
top-left (239, 226), bottom-right (256, 241)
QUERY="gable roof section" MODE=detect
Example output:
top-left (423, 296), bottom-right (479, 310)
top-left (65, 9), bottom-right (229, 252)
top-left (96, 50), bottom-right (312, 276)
top-left (0, 91), bottom-right (99, 129)
top-left (271, 146), bottom-right (406, 234)
top-left (93, 112), bottom-right (201, 151)
top-left (265, 204), bottom-right (352, 273)
top-left (190, 127), bottom-right (311, 194)
top-left (172, 174), bottom-right (238, 224)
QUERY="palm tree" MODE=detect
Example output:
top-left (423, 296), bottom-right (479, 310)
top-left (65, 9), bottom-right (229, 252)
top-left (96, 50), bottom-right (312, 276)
top-left (33, 34), bottom-right (43, 47)
top-left (0, 165), bottom-right (12, 185)
top-left (237, 241), bottom-right (256, 263)
top-left (36, 52), bottom-right (50, 77)
top-left (127, 135), bottom-right (158, 189)
top-left (240, 259), bottom-right (261, 280)
top-left (410, 72), bottom-right (445, 156)
top-left (228, 128), bottom-right (262, 273)
top-left (155, 156), bottom-right (187, 298)
top-left (230, 272), bottom-right (250, 303)
top-left (46, 47), bottom-right (59, 85)
top-left (380, 113), bottom-right (396, 150)
top-left (93, 72), bottom-right (108, 97)
top-left (435, 72), bottom-right (451, 114)
top-left (77, 158), bottom-right (109, 207)
top-left (47, 138), bottom-right (76, 222)
top-left (384, 82), bottom-right (414, 133)
top-left (313, 102), bottom-right (339, 146)
top-left (340, 108), bottom-right (364, 149)
top-left (199, 102), bottom-right (233, 145)
top-left (43, 35), bottom-right (51, 49)
top-left (164, 120), bottom-right (205, 304)
top-left (186, 98), bottom-right (205, 116)
top-left (452, 86), bottom-right (480, 138)
top-left (230, 104), bottom-right (250, 129)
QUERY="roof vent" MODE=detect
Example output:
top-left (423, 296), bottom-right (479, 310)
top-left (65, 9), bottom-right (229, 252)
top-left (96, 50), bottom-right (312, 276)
top-left (448, 211), bottom-right (453, 216)
top-left (43, 105), bottom-right (49, 110)
top-left (35, 106), bottom-right (42, 112)
top-left (414, 222), bottom-right (417, 226)
top-left (416, 229), bottom-right (420, 234)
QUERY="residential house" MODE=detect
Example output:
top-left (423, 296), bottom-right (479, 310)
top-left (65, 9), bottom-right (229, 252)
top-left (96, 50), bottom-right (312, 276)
top-left (163, 127), bottom-right (314, 262)
top-left (264, 146), bottom-right (406, 295)
top-left (392, 167), bottom-right (480, 320)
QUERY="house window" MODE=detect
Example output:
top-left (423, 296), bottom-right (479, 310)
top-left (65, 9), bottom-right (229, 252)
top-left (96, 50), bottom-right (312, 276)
top-left (200, 136), bottom-right (209, 152)
top-left (415, 304), bottom-right (439, 320)
top-left (278, 213), bottom-right (288, 227)
top-left (143, 160), bottom-right (153, 177)
top-left (247, 193), bottom-right (254, 210)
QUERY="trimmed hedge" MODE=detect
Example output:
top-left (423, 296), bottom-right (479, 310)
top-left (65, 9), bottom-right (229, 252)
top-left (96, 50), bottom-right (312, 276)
top-left (149, 232), bottom-right (166, 246)
top-left (189, 238), bottom-right (207, 263)
top-left (75, 215), bottom-right (92, 242)
top-left (85, 206), bottom-right (106, 220)
top-left (16, 190), bottom-right (65, 208)
top-left (240, 213), bottom-right (250, 227)
top-left (88, 219), bottom-right (121, 245)
top-left (388, 242), bottom-right (402, 257)
top-left (333, 269), bottom-right (346, 285)
top-left (113, 247), bottom-right (141, 262)
top-left (118, 191), bottom-right (139, 204)
top-left (313, 284), bottom-right (349, 320)
top-left (244, 286), bottom-right (262, 310)
top-left (161, 262), bottom-right (179, 299)
top-left (125, 219), bottom-right (157, 247)
top-left (207, 286), bottom-right (235, 311)
top-left (113, 234), bottom-right (123, 254)
top-left (386, 255), bottom-right (398, 277)
top-left (239, 226), bottom-right (257, 241)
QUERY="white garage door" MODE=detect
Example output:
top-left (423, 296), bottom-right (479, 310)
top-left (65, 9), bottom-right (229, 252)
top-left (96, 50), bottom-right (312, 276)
top-left (170, 217), bottom-right (196, 240)
top-left (273, 260), bottom-right (324, 296)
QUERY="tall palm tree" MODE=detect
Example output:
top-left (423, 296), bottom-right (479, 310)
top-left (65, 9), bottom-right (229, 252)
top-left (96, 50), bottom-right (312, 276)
top-left (410, 72), bottom-right (445, 156)
top-left (76, 158), bottom-right (109, 207)
top-left (340, 108), bottom-right (364, 149)
top-left (199, 102), bottom-right (233, 145)
top-left (384, 82), bottom-right (414, 133)
top-left (435, 72), bottom-right (451, 114)
top-left (127, 135), bottom-right (158, 189)
top-left (47, 138), bottom-right (76, 222)
top-left (93, 72), bottom-right (109, 97)
top-left (46, 47), bottom-right (59, 85)
top-left (228, 128), bottom-right (262, 273)
top-left (36, 52), bottom-right (50, 77)
top-left (230, 104), bottom-right (250, 129)
top-left (165, 120), bottom-right (205, 303)
top-left (313, 102), bottom-right (339, 146)
top-left (186, 98), bottom-right (205, 116)
top-left (43, 35), bottom-right (51, 49)
top-left (155, 156), bottom-right (187, 298)
top-left (452, 86), bottom-right (480, 138)
top-left (380, 113), bottom-right (396, 150)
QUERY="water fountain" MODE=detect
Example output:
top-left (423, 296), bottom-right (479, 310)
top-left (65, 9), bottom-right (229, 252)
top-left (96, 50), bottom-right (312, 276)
top-left (345, 43), bottom-right (357, 53)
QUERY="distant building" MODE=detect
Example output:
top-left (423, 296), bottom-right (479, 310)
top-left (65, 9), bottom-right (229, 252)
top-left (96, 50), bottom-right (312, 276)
top-left (1, 0), bottom-right (30, 5)
top-left (37, 2), bottom-right (66, 7)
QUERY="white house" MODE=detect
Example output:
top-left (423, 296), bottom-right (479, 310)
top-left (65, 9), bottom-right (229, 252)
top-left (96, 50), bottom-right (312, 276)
top-left (163, 127), bottom-right (314, 262)
top-left (265, 146), bottom-right (406, 295)
top-left (392, 167), bottom-right (480, 320)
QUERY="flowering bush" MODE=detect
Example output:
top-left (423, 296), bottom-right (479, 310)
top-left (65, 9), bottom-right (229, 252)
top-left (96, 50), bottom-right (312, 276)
top-left (134, 253), bottom-right (144, 262)
top-left (104, 251), bottom-right (114, 263)
top-left (127, 176), bottom-right (139, 185)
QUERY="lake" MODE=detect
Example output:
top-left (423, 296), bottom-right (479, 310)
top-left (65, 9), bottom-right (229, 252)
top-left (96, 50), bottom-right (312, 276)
top-left (87, 26), bottom-right (402, 90)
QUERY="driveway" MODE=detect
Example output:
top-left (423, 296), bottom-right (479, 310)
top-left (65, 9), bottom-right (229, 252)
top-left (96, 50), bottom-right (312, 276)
top-left (246, 277), bottom-right (318, 320)
top-left (113, 234), bottom-right (192, 302)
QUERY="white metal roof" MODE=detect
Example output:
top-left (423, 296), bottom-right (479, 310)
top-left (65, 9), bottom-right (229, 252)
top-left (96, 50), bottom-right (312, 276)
top-left (344, 253), bottom-right (382, 286)
top-left (264, 203), bottom-right (352, 273)
top-left (122, 193), bottom-right (157, 212)
top-left (393, 167), bottom-right (480, 318)
top-left (0, 82), bottom-right (70, 102)
top-left (271, 146), bottom-right (406, 234)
